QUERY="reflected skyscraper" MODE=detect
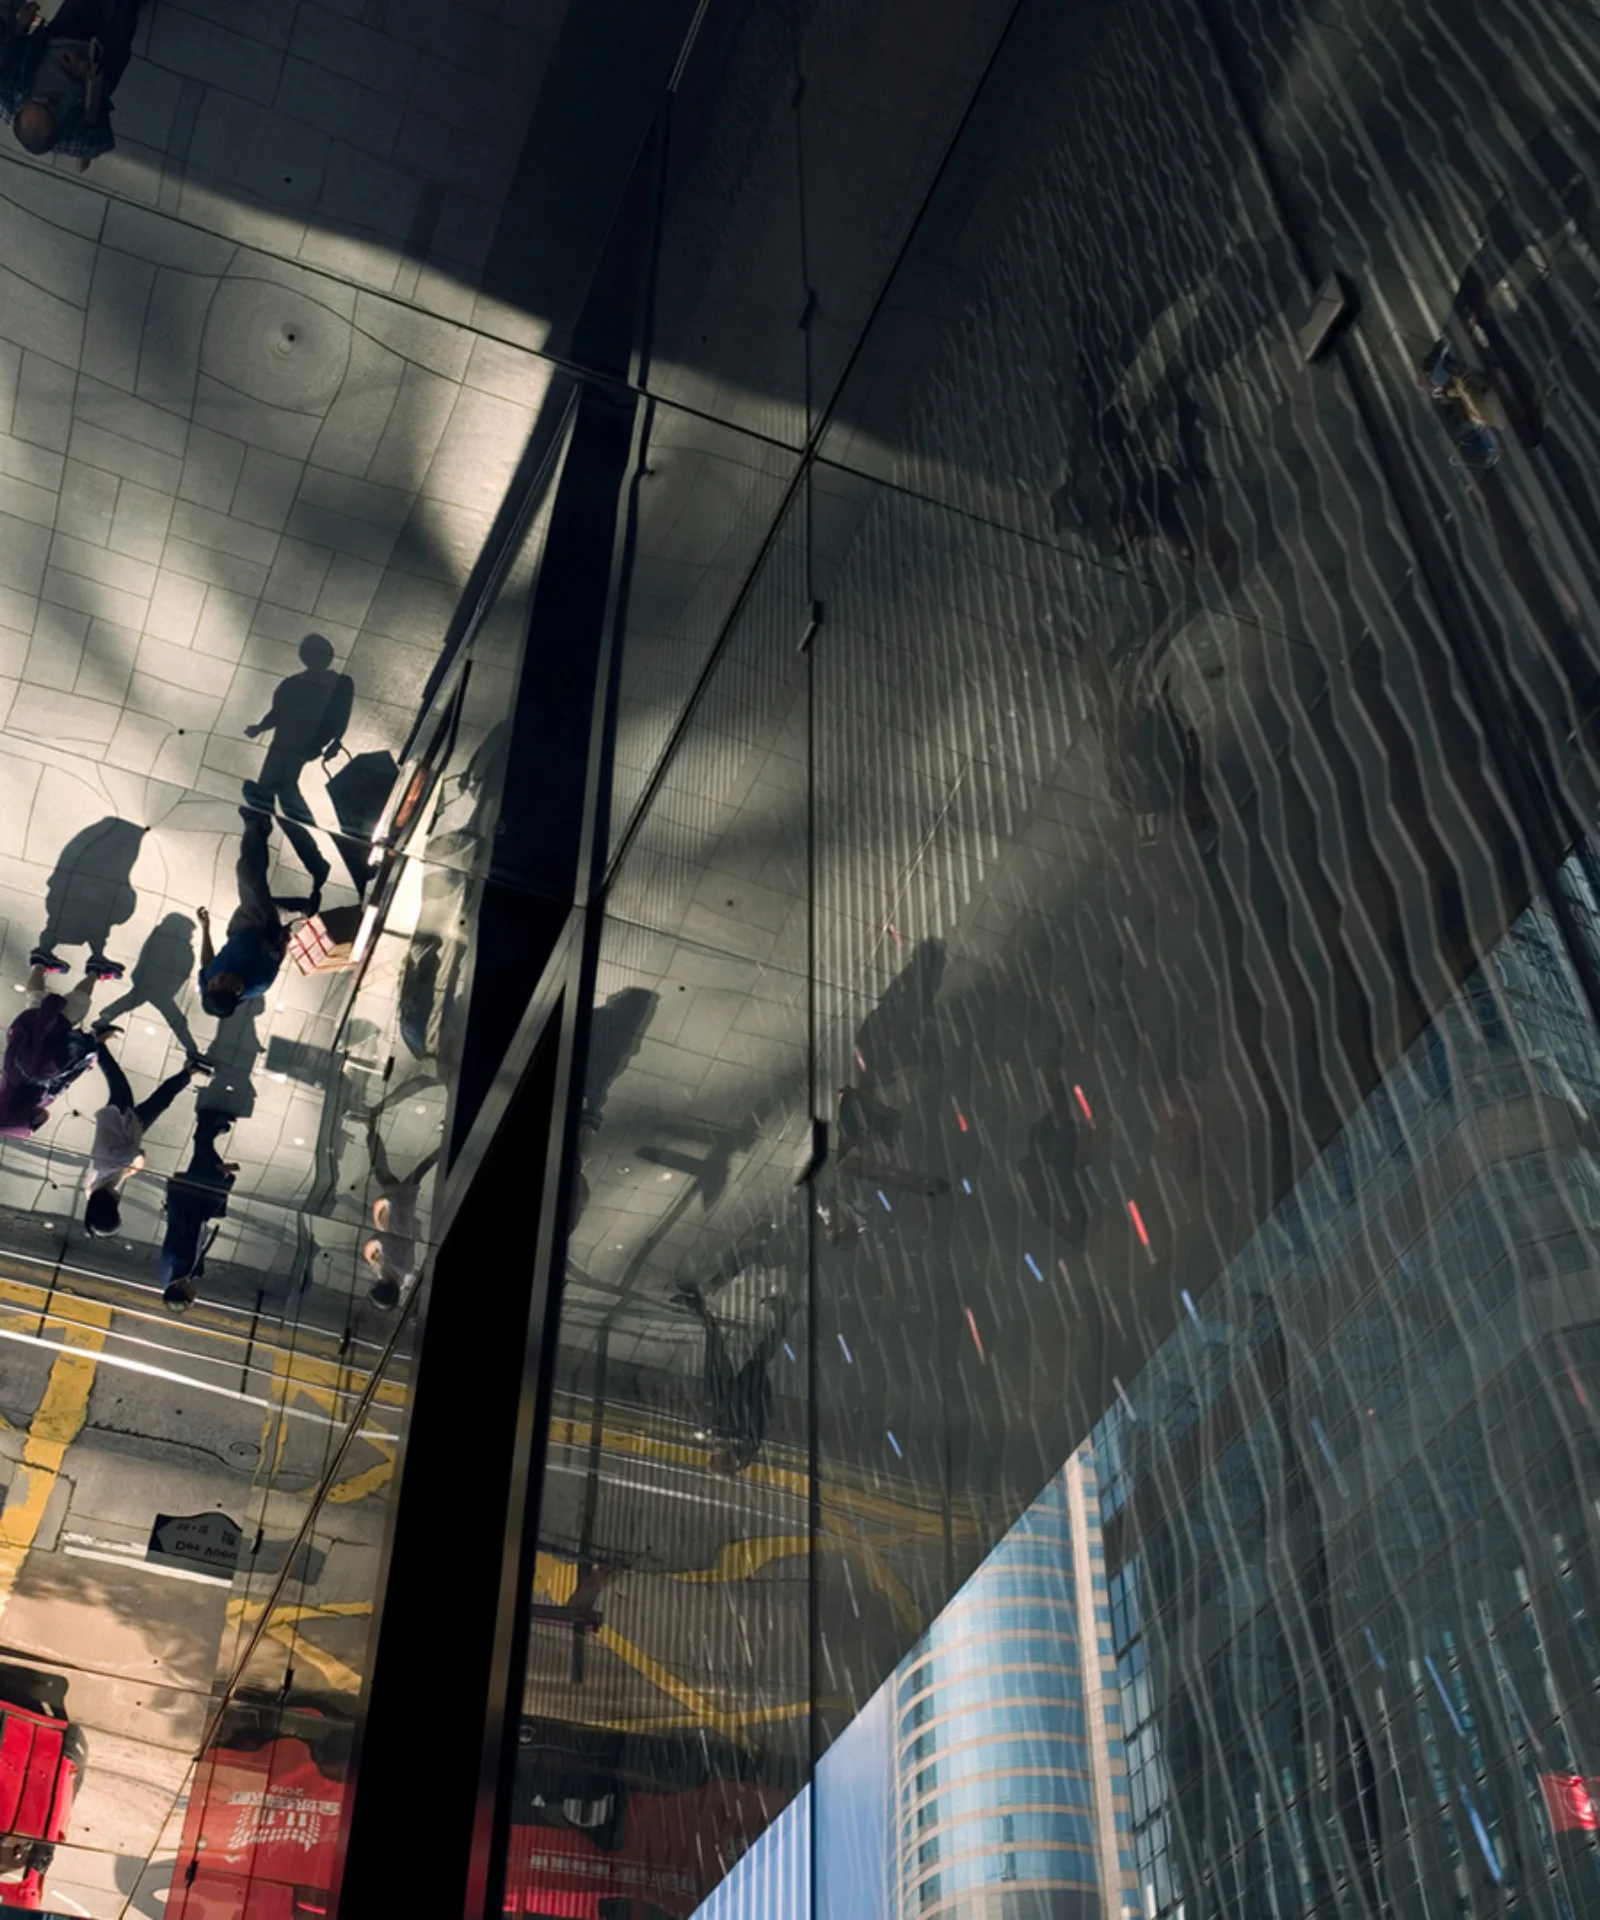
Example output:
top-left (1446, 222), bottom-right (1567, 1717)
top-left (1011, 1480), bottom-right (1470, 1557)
top-left (1095, 866), bottom-right (1600, 1920)
top-left (893, 1448), bottom-right (1137, 1920)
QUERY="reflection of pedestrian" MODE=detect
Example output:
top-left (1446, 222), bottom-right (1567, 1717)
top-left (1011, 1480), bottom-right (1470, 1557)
top-left (0, 953), bottom-right (119, 1136)
top-left (197, 811), bottom-right (293, 1020)
top-left (673, 1282), bottom-right (786, 1474)
top-left (95, 913), bottom-right (200, 1057)
top-left (160, 1113), bottom-right (238, 1311)
top-left (82, 1040), bottom-right (212, 1237)
top-left (242, 635), bottom-right (353, 909)
top-left (362, 1119), bottom-right (439, 1308)
top-left (0, 0), bottom-right (146, 163)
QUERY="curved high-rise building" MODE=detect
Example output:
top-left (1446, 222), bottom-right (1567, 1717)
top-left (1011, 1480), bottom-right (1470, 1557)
top-left (894, 1449), bottom-right (1138, 1920)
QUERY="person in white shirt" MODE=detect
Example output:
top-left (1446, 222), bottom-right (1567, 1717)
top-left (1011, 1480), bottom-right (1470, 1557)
top-left (82, 1038), bottom-right (212, 1236)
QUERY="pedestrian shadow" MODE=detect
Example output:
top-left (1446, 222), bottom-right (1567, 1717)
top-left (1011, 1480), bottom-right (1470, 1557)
top-left (38, 817), bottom-right (146, 963)
top-left (247, 634), bottom-right (358, 896)
top-left (196, 999), bottom-right (263, 1123)
top-left (581, 986), bottom-right (659, 1126)
top-left (95, 912), bottom-right (199, 1056)
top-left (850, 936), bottom-right (947, 1086)
top-left (263, 1034), bottom-right (336, 1090)
top-left (248, 635), bottom-right (353, 764)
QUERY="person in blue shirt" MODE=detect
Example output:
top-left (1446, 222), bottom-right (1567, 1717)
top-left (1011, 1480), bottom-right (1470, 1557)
top-left (196, 810), bottom-right (292, 1020)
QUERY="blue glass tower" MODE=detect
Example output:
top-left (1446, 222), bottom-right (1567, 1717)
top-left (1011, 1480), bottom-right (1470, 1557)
top-left (895, 1449), bottom-right (1138, 1918)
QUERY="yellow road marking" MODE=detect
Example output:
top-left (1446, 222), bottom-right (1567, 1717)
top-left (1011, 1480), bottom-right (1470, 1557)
top-left (534, 1553), bottom-right (579, 1606)
top-left (0, 1283), bottom-right (407, 1414)
top-left (669, 1534), bottom-right (810, 1584)
top-left (0, 1299), bottom-right (111, 1620)
top-left (838, 1527), bottom-right (920, 1631)
top-left (0, 1255), bottom-right (302, 1351)
top-left (532, 1533), bottom-right (898, 1740)
top-left (593, 1624), bottom-right (811, 1736)
top-left (533, 1556), bottom-right (802, 1738)
top-left (663, 1528), bottom-right (915, 1626)
top-left (592, 1697), bottom-right (836, 1734)
top-left (227, 1598), bottom-right (374, 1628)
top-left (591, 1624), bottom-right (796, 1740)
top-left (261, 1619), bottom-right (363, 1695)
top-left (546, 1412), bottom-right (972, 1541)
top-left (325, 1446), bottom-right (395, 1506)
top-left (225, 1598), bottom-right (373, 1696)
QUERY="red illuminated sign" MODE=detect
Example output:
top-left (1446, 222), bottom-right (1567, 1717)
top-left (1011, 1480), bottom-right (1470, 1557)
top-left (1541, 1773), bottom-right (1600, 1832)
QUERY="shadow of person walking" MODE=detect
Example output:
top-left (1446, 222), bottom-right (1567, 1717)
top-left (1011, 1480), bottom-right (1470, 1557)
top-left (38, 817), bottom-right (145, 965)
top-left (242, 633), bottom-right (355, 909)
top-left (582, 986), bottom-right (659, 1128)
top-left (195, 999), bottom-right (264, 1124)
top-left (95, 912), bottom-right (200, 1057)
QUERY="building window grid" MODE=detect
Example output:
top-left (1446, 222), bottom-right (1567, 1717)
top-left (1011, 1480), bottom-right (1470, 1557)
top-left (1086, 898), bottom-right (1600, 1920)
top-left (900, 1659), bottom-right (1090, 1724)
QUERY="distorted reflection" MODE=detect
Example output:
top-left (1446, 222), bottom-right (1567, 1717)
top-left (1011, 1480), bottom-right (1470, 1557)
top-left (3, 0), bottom-right (1600, 1900)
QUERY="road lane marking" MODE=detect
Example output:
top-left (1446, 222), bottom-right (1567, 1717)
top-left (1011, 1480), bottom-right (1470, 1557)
top-left (0, 1298), bottom-right (111, 1620)
top-left (0, 1323), bottom-right (399, 1441)
top-left (63, 1544), bottom-right (230, 1587)
top-left (0, 1274), bottom-right (408, 1409)
top-left (0, 1244), bottom-right (391, 1359)
top-left (547, 1411), bottom-right (969, 1539)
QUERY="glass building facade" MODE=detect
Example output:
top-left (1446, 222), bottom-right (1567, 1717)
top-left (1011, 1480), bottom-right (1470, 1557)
top-left (1092, 853), bottom-right (1600, 1920)
top-left (2, 0), bottom-right (1600, 1909)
